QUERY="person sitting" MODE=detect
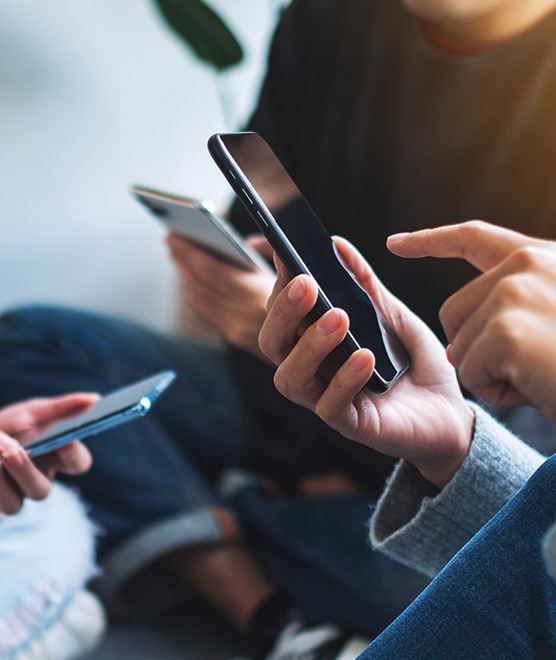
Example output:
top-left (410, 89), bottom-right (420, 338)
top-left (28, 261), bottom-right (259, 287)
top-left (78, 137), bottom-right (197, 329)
top-left (0, 393), bottom-right (106, 660)
top-left (258, 220), bottom-right (556, 658)
top-left (4, 0), bottom-right (556, 656)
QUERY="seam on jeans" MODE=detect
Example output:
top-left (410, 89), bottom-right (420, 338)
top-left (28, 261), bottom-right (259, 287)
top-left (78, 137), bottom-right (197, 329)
top-left (94, 507), bottom-right (234, 603)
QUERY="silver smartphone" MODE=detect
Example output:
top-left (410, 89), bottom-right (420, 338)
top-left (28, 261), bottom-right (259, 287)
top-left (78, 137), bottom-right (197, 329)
top-left (24, 370), bottom-right (176, 457)
top-left (132, 185), bottom-right (271, 272)
top-left (208, 132), bottom-right (410, 393)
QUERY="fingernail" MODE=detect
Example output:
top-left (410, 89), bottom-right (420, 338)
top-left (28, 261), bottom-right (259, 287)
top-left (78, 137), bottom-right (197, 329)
top-left (318, 311), bottom-right (342, 335)
top-left (288, 278), bottom-right (306, 302)
top-left (349, 352), bottom-right (371, 372)
top-left (1, 447), bottom-right (25, 468)
top-left (387, 232), bottom-right (410, 243)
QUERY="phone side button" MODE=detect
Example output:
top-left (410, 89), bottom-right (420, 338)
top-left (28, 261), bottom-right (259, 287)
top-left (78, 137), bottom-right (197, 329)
top-left (242, 188), bottom-right (254, 205)
top-left (256, 211), bottom-right (269, 228)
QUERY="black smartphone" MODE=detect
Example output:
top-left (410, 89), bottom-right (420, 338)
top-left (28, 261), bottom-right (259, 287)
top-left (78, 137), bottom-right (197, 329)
top-left (208, 132), bottom-right (410, 392)
top-left (24, 370), bottom-right (176, 457)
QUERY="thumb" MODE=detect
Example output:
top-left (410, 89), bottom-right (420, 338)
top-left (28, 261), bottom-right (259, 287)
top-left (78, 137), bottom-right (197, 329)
top-left (387, 220), bottom-right (543, 273)
top-left (332, 236), bottom-right (447, 370)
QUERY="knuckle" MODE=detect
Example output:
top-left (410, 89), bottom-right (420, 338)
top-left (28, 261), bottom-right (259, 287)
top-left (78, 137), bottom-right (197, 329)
top-left (259, 326), bottom-right (291, 366)
top-left (257, 332), bottom-right (271, 357)
top-left (258, 341), bottom-right (281, 366)
top-left (438, 298), bottom-right (452, 325)
top-left (507, 245), bottom-right (556, 276)
top-left (485, 313), bottom-right (525, 357)
top-left (494, 275), bottom-right (529, 308)
top-left (273, 369), bottom-right (294, 399)
top-left (273, 293), bottom-right (295, 323)
top-left (459, 220), bottom-right (491, 260)
top-left (315, 399), bottom-right (334, 426)
top-left (273, 368), bottom-right (309, 407)
top-left (508, 246), bottom-right (541, 270)
top-left (257, 325), bottom-right (274, 353)
top-left (439, 296), bottom-right (459, 338)
top-left (461, 219), bottom-right (489, 237)
top-left (418, 227), bottom-right (438, 242)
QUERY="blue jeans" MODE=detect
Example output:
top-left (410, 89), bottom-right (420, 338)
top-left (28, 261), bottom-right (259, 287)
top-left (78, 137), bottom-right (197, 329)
top-left (359, 455), bottom-right (556, 659)
top-left (0, 305), bottom-right (428, 635)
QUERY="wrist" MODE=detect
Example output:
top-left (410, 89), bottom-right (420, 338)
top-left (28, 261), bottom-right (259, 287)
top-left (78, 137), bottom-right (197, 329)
top-left (417, 405), bottom-right (476, 489)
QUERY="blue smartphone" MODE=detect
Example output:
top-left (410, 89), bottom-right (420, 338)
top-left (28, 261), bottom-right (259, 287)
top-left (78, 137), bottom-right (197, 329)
top-left (25, 370), bottom-right (176, 457)
top-left (208, 132), bottom-right (410, 393)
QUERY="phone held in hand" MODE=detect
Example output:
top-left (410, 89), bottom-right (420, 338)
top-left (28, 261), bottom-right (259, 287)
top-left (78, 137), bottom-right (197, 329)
top-left (132, 185), bottom-right (272, 273)
top-left (208, 132), bottom-right (410, 393)
top-left (24, 370), bottom-right (176, 457)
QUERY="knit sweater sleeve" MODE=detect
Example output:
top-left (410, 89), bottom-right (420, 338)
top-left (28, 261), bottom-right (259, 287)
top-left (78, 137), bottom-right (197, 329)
top-left (369, 402), bottom-right (545, 578)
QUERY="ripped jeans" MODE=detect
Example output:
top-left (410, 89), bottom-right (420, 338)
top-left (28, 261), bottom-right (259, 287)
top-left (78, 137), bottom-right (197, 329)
top-left (0, 305), bottom-right (428, 638)
top-left (0, 484), bottom-right (97, 659)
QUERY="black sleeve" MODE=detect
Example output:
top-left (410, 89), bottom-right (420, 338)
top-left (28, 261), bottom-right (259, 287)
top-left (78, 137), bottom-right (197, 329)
top-left (226, 0), bottom-right (398, 491)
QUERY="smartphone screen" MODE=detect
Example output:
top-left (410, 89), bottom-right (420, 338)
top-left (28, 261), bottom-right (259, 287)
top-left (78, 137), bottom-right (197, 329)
top-left (208, 132), bottom-right (410, 392)
top-left (24, 370), bottom-right (176, 457)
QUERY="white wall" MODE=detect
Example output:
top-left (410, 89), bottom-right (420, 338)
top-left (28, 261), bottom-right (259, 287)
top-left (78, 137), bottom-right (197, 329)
top-left (0, 0), bottom-right (279, 329)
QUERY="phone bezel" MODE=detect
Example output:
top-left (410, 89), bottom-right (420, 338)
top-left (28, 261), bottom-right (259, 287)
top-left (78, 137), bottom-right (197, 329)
top-left (208, 132), bottom-right (409, 393)
top-left (24, 370), bottom-right (176, 457)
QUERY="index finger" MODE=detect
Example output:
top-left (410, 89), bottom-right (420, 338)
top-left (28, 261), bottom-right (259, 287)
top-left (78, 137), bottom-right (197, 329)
top-left (259, 273), bottom-right (318, 365)
top-left (0, 394), bottom-right (100, 440)
top-left (387, 220), bottom-right (543, 273)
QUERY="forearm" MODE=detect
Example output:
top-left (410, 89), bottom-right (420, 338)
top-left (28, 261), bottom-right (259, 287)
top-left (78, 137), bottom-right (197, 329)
top-left (370, 402), bottom-right (545, 577)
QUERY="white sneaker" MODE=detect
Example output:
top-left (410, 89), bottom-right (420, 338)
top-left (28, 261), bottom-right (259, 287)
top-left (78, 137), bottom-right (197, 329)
top-left (267, 619), bottom-right (369, 660)
top-left (13, 590), bottom-right (107, 660)
top-left (231, 618), bottom-right (370, 660)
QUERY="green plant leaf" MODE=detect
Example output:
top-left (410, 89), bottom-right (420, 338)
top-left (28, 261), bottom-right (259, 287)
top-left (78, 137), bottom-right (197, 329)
top-left (152, 0), bottom-right (244, 71)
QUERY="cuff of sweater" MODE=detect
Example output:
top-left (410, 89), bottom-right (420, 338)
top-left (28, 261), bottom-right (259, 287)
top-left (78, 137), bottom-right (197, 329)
top-left (369, 402), bottom-right (545, 578)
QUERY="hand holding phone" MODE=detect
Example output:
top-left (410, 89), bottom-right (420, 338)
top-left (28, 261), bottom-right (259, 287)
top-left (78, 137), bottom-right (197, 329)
top-left (0, 394), bottom-right (99, 513)
top-left (259, 235), bottom-right (475, 489)
top-left (208, 132), bottom-right (410, 392)
top-left (24, 370), bottom-right (176, 457)
top-left (132, 185), bottom-right (272, 273)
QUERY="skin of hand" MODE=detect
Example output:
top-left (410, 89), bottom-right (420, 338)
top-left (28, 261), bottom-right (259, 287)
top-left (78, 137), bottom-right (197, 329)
top-left (166, 233), bottom-right (275, 359)
top-left (259, 237), bottom-right (475, 489)
top-left (0, 393), bottom-right (97, 515)
top-left (387, 219), bottom-right (556, 422)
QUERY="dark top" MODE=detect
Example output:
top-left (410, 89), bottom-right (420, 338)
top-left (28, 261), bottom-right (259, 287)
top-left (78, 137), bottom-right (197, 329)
top-left (227, 0), bottom-right (556, 489)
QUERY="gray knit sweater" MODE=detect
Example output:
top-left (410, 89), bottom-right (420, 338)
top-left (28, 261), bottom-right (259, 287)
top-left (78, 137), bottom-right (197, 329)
top-left (370, 403), bottom-right (547, 578)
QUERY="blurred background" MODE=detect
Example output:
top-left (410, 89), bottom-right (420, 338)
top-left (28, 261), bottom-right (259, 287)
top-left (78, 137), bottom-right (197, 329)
top-left (0, 0), bottom-right (283, 331)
